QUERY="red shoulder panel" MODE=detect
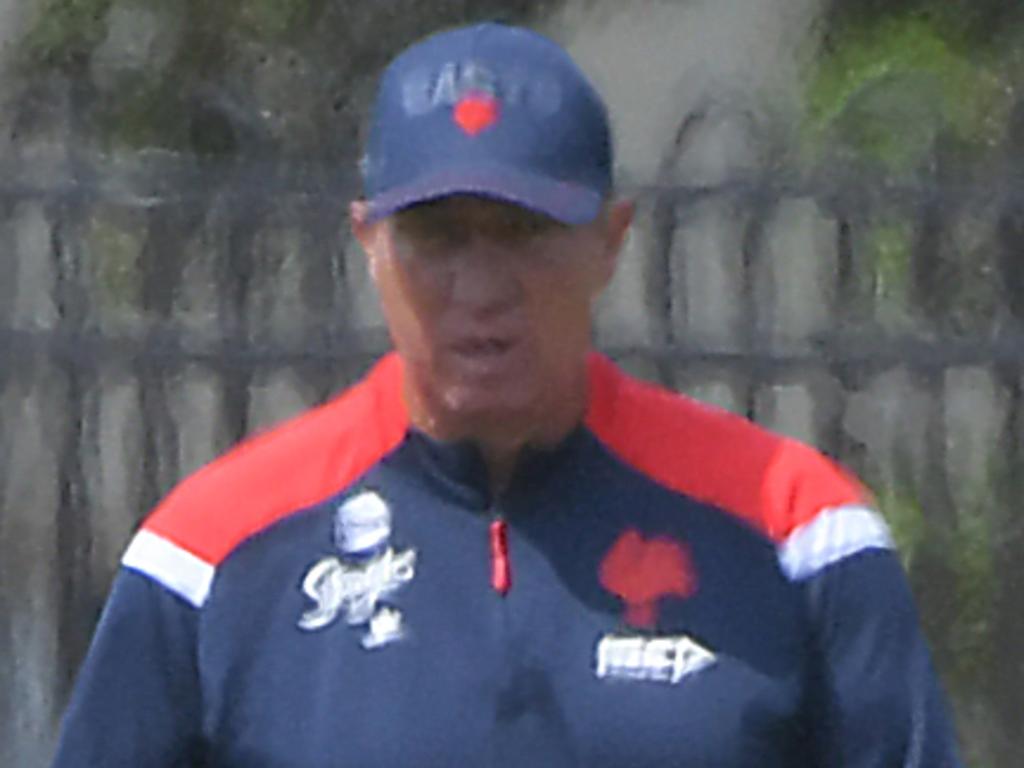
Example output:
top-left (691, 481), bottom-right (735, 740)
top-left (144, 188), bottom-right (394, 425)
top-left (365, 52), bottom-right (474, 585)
top-left (584, 354), bottom-right (866, 542)
top-left (144, 353), bottom-right (408, 565)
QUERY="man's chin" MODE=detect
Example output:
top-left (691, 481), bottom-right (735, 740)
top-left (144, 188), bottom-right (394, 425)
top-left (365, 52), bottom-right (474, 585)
top-left (439, 383), bottom-right (539, 430)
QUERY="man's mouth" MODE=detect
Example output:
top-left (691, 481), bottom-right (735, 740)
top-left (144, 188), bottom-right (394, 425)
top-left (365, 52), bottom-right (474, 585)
top-left (451, 338), bottom-right (514, 357)
top-left (447, 336), bottom-right (522, 375)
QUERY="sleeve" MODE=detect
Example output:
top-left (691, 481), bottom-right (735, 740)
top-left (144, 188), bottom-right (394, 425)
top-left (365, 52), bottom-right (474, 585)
top-left (785, 507), bottom-right (964, 767)
top-left (50, 567), bottom-right (206, 767)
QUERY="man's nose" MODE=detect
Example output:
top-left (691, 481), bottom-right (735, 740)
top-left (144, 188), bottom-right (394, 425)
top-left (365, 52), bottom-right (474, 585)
top-left (447, 241), bottom-right (523, 312)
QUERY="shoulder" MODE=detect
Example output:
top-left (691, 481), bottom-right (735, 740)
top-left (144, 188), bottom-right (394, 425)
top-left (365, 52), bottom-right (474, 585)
top-left (585, 354), bottom-right (873, 545)
top-left (121, 354), bottom-right (408, 606)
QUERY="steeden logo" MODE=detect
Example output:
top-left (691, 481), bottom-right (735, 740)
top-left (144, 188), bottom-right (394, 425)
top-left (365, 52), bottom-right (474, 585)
top-left (595, 634), bottom-right (716, 685)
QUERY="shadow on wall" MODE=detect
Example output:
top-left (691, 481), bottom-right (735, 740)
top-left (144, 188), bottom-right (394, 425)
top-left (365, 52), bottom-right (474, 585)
top-left (548, 0), bottom-right (826, 354)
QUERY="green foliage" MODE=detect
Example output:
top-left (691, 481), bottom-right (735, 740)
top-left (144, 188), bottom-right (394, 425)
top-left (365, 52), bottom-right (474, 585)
top-left (101, 78), bottom-right (187, 150)
top-left (23, 0), bottom-right (115, 66)
top-left (805, 6), bottom-right (1017, 345)
top-left (946, 501), bottom-right (996, 687)
top-left (876, 488), bottom-right (927, 568)
top-left (22, 0), bottom-right (313, 67)
top-left (15, 0), bottom-right (546, 158)
top-left (805, 14), bottom-right (1013, 169)
top-left (864, 219), bottom-right (913, 303)
top-left (89, 214), bottom-right (143, 312)
top-left (235, 0), bottom-right (317, 40)
top-left (877, 484), bottom-right (996, 699)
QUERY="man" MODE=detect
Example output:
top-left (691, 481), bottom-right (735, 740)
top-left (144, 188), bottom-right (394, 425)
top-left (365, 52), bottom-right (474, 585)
top-left (53, 22), bottom-right (962, 767)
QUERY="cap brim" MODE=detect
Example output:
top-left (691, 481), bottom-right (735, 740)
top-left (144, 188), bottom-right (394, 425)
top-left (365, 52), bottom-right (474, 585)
top-left (365, 164), bottom-right (604, 225)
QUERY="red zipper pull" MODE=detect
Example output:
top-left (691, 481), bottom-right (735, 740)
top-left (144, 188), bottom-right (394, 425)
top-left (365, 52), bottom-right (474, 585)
top-left (489, 518), bottom-right (511, 595)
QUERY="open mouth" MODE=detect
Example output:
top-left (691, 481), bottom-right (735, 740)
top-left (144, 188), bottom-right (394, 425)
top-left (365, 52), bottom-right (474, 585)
top-left (452, 338), bottom-right (514, 357)
top-left (448, 336), bottom-right (522, 375)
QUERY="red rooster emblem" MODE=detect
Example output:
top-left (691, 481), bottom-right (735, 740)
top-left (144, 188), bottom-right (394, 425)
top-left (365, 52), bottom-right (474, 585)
top-left (453, 93), bottom-right (500, 136)
top-left (599, 530), bottom-right (697, 629)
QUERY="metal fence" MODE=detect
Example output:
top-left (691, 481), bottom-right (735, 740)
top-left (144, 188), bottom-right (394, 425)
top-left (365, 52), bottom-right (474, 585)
top-left (2, 145), bottom-right (1023, 765)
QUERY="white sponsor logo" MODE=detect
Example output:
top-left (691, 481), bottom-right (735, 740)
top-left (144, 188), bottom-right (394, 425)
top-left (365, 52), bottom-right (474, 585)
top-left (298, 547), bottom-right (416, 648)
top-left (595, 634), bottom-right (716, 684)
top-left (401, 60), bottom-right (562, 117)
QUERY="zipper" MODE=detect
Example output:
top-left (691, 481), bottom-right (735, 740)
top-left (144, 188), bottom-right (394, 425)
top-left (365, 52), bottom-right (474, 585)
top-left (489, 511), bottom-right (511, 596)
top-left (487, 505), bottom-right (513, 768)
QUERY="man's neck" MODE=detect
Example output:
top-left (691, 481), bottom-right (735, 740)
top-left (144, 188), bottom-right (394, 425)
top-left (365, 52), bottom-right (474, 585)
top-left (435, 410), bottom-right (582, 494)
top-left (478, 440), bottom-right (525, 496)
top-left (405, 392), bottom-right (587, 495)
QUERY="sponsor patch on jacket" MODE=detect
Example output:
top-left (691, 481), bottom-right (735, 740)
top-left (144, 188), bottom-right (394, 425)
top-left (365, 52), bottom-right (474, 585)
top-left (595, 634), bottom-right (716, 684)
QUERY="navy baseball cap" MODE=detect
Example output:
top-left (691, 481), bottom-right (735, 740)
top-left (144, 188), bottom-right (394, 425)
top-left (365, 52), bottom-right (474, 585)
top-left (362, 23), bottom-right (612, 225)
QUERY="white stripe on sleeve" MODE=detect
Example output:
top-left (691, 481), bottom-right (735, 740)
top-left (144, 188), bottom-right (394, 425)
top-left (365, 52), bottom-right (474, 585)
top-left (121, 529), bottom-right (216, 608)
top-left (778, 505), bottom-right (894, 582)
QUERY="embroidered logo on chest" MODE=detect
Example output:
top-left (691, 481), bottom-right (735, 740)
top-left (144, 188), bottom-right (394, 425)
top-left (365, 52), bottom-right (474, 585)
top-left (599, 529), bottom-right (698, 629)
top-left (298, 491), bottom-right (416, 649)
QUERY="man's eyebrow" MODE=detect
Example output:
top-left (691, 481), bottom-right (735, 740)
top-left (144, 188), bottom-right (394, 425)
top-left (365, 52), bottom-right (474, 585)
top-left (394, 202), bottom-right (568, 234)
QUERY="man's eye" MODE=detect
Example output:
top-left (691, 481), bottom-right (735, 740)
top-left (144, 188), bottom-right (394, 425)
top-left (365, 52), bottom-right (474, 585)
top-left (395, 203), bottom-right (568, 247)
top-left (508, 215), bottom-right (568, 241)
top-left (396, 215), bottom-right (465, 246)
top-left (493, 221), bottom-right (535, 243)
top-left (418, 227), bottom-right (470, 250)
top-left (396, 230), bottom-right (463, 266)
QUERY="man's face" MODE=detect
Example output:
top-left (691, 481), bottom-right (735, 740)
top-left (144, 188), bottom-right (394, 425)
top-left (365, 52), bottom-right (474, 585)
top-left (352, 195), bottom-right (632, 440)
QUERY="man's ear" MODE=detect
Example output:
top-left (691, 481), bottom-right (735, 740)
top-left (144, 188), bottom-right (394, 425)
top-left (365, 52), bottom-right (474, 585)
top-left (594, 198), bottom-right (635, 291)
top-left (350, 200), bottom-right (383, 282)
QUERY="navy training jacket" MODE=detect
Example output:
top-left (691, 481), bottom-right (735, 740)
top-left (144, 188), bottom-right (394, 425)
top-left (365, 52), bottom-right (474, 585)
top-left (52, 353), bottom-right (963, 767)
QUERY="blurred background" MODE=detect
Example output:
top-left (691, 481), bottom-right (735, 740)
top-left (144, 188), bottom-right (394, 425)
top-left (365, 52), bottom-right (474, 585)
top-left (1, 0), bottom-right (1022, 765)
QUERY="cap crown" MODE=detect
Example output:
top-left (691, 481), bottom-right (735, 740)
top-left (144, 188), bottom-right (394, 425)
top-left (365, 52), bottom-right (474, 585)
top-left (363, 23), bottom-right (612, 223)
